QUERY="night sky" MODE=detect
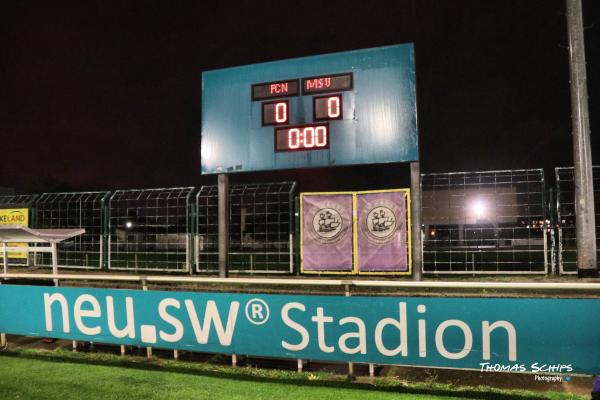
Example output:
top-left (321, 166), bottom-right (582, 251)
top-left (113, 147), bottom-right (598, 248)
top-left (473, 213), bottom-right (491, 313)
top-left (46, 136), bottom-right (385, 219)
top-left (1, 1), bottom-right (599, 193)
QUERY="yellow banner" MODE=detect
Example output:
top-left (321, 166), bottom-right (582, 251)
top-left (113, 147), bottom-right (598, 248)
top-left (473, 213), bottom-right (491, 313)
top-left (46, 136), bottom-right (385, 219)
top-left (0, 208), bottom-right (29, 260)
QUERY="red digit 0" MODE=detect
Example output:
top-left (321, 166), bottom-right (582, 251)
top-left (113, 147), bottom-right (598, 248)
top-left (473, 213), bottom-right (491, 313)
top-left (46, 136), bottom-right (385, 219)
top-left (275, 102), bottom-right (287, 123)
top-left (315, 126), bottom-right (327, 147)
top-left (288, 128), bottom-right (300, 149)
top-left (303, 127), bottom-right (315, 148)
top-left (327, 96), bottom-right (340, 118)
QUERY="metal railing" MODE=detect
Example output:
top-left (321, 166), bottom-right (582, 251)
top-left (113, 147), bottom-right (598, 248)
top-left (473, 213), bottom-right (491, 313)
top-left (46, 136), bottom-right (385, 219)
top-left (107, 188), bottom-right (195, 272)
top-left (33, 191), bottom-right (110, 269)
top-left (2, 271), bottom-right (600, 290)
top-left (4, 168), bottom-right (600, 278)
top-left (422, 169), bottom-right (548, 274)
top-left (555, 166), bottom-right (600, 274)
top-left (196, 182), bottom-right (296, 273)
top-left (0, 194), bottom-right (39, 208)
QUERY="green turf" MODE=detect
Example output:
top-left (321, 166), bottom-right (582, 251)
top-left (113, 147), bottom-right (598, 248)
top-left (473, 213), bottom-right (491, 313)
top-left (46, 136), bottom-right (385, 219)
top-left (0, 349), bottom-right (585, 400)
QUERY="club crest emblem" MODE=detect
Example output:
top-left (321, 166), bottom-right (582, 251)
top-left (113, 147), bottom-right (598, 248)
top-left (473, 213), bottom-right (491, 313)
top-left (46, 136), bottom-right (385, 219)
top-left (363, 205), bottom-right (398, 244)
top-left (311, 207), bottom-right (346, 244)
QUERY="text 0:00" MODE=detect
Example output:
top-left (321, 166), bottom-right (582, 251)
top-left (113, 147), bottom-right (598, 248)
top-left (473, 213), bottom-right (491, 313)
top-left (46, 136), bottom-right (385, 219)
top-left (288, 126), bottom-right (327, 149)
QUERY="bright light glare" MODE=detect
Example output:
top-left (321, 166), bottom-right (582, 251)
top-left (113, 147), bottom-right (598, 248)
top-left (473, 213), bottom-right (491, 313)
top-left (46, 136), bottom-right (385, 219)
top-left (125, 221), bottom-right (133, 229)
top-left (471, 200), bottom-right (486, 218)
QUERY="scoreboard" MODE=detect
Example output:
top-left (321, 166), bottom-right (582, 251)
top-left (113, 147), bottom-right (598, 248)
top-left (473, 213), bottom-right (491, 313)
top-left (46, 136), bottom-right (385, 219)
top-left (201, 44), bottom-right (418, 174)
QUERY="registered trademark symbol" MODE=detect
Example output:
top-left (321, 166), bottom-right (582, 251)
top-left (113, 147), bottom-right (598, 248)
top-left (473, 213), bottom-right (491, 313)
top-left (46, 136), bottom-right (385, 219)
top-left (245, 298), bottom-right (270, 325)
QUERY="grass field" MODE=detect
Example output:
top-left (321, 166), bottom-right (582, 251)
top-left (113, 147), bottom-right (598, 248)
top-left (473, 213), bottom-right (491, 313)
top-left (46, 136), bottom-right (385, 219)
top-left (0, 349), bottom-right (585, 400)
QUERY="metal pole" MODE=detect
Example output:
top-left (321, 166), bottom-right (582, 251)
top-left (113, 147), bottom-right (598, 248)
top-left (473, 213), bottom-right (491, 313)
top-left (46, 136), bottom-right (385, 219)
top-left (2, 242), bottom-right (7, 275)
top-left (410, 161), bottom-right (423, 280)
top-left (51, 243), bottom-right (59, 286)
top-left (566, 0), bottom-right (598, 278)
top-left (218, 173), bottom-right (229, 278)
top-left (141, 280), bottom-right (152, 358)
top-left (0, 243), bottom-right (5, 348)
top-left (348, 362), bottom-right (354, 380)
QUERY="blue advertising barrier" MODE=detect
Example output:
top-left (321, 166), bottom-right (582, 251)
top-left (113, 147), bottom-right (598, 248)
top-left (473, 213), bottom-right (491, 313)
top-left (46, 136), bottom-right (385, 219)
top-left (0, 285), bottom-right (598, 374)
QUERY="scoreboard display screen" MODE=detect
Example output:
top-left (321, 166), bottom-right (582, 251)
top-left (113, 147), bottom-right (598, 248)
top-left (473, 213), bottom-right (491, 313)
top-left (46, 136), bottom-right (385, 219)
top-left (256, 75), bottom-right (349, 151)
top-left (201, 43), bottom-right (418, 174)
top-left (302, 73), bottom-right (353, 94)
top-left (275, 124), bottom-right (329, 152)
top-left (252, 79), bottom-right (299, 100)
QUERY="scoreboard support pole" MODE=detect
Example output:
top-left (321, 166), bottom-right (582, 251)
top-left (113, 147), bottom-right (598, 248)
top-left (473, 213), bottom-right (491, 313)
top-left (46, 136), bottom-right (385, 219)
top-left (566, 0), bottom-right (598, 278)
top-left (218, 173), bottom-right (230, 278)
top-left (410, 161), bottom-right (423, 281)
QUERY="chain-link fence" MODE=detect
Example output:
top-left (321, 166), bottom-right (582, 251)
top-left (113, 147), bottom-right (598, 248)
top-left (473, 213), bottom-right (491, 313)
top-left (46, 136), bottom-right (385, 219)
top-left (422, 169), bottom-right (548, 274)
top-left (0, 194), bottom-right (38, 209)
top-left (108, 188), bottom-right (194, 272)
top-left (196, 182), bottom-right (295, 273)
top-left (555, 166), bottom-right (600, 274)
top-left (9, 170), bottom-right (599, 277)
top-left (33, 191), bottom-right (110, 269)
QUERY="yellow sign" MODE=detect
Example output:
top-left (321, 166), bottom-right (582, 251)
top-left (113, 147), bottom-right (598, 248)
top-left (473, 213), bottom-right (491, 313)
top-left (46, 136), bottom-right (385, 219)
top-left (0, 208), bottom-right (29, 260)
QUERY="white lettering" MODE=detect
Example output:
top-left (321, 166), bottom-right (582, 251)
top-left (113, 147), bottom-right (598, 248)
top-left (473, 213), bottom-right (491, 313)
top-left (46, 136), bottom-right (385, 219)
top-left (184, 300), bottom-right (239, 346)
top-left (158, 298), bottom-right (184, 343)
top-left (482, 320), bottom-right (517, 361)
top-left (281, 302), bottom-right (309, 351)
top-left (251, 303), bottom-right (264, 320)
top-left (435, 320), bottom-right (472, 360)
top-left (311, 307), bottom-right (334, 353)
top-left (106, 296), bottom-right (135, 339)
top-left (417, 304), bottom-right (427, 358)
top-left (374, 302), bottom-right (407, 357)
top-left (44, 293), bottom-right (70, 333)
top-left (74, 294), bottom-right (102, 336)
top-left (338, 317), bottom-right (366, 355)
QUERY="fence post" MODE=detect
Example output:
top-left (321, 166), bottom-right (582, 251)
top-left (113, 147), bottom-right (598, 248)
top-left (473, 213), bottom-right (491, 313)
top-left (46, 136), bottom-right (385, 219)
top-left (344, 284), bottom-right (355, 379)
top-left (51, 242), bottom-right (59, 287)
top-left (142, 278), bottom-right (152, 358)
top-left (218, 174), bottom-right (229, 278)
top-left (2, 242), bottom-right (7, 275)
top-left (411, 161), bottom-right (423, 280)
top-left (566, 0), bottom-right (598, 278)
top-left (0, 249), bottom-right (4, 347)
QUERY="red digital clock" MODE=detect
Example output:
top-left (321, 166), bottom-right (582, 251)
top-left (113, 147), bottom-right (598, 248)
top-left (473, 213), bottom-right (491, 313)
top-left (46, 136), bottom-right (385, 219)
top-left (275, 124), bottom-right (329, 152)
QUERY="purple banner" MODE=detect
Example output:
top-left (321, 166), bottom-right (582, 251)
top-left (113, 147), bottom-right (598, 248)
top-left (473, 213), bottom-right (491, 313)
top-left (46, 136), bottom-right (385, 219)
top-left (301, 194), bottom-right (353, 272)
top-left (357, 191), bottom-right (409, 272)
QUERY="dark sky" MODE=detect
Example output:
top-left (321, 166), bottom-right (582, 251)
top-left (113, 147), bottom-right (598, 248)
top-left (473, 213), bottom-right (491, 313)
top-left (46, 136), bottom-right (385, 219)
top-left (1, 1), bottom-right (599, 193)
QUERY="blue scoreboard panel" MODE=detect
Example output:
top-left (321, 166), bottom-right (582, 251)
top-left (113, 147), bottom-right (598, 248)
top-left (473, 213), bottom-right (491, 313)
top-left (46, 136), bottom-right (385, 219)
top-left (201, 43), bottom-right (418, 174)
